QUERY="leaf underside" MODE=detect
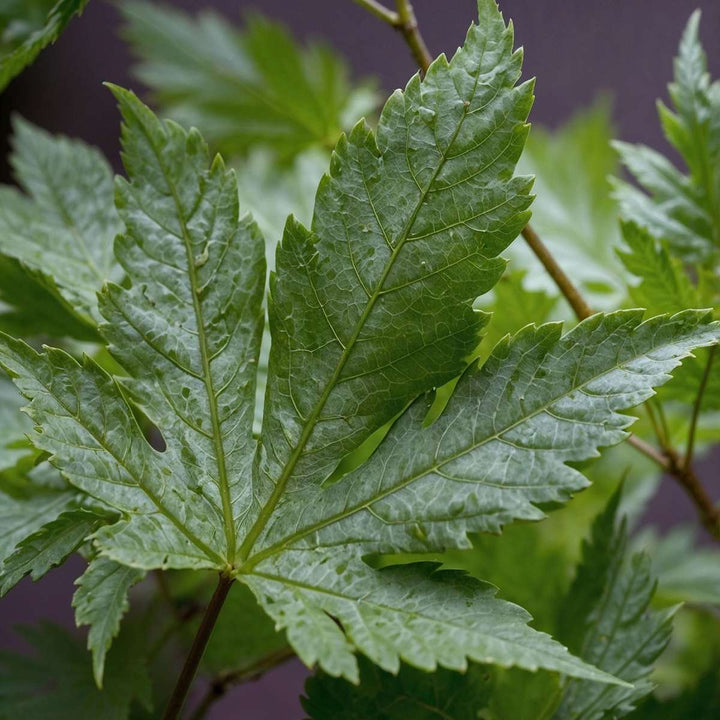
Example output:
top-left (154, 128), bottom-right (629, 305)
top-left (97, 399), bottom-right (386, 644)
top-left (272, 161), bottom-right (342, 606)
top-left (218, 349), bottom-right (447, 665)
top-left (0, 0), bottom-right (718, 692)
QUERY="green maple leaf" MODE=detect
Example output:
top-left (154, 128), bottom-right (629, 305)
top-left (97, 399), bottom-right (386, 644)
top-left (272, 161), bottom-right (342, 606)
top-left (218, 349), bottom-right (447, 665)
top-left (0, 0), bottom-right (88, 91)
top-left (120, 0), bottom-right (378, 159)
top-left (0, 0), bottom-right (717, 690)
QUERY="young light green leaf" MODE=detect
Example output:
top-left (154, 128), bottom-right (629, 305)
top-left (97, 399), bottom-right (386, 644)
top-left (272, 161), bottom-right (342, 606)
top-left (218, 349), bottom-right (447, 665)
top-left (0, 508), bottom-right (111, 594)
top-left (0, 117), bottom-right (121, 332)
top-left (0, 0), bottom-right (88, 91)
top-left (302, 656), bottom-right (492, 720)
top-left (613, 11), bottom-right (720, 262)
top-left (617, 221), bottom-right (700, 315)
top-left (0, 482), bottom-right (78, 565)
top-left (0, 621), bottom-right (151, 720)
top-left (72, 556), bottom-right (145, 688)
top-left (553, 490), bottom-right (674, 720)
top-left (120, 1), bottom-right (378, 158)
top-left (241, 0), bottom-right (534, 559)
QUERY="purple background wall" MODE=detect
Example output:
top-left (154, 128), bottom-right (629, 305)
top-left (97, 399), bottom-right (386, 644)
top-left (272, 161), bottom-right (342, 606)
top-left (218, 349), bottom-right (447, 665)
top-left (0, 1), bottom-right (718, 718)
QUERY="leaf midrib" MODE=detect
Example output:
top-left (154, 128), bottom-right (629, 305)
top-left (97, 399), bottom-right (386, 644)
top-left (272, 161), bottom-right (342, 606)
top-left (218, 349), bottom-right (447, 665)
top-left (238, 89), bottom-right (477, 562)
top-left (243, 320), bottom-right (706, 567)
top-left (131, 111), bottom-right (237, 564)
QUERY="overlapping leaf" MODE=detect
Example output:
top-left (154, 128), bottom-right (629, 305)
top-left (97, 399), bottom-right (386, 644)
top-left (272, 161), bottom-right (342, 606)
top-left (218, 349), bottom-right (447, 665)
top-left (0, 117), bottom-right (120, 337)
top-left (0, 466), bottom-right (79, 565)
top-left (553, 491), bottom-right (674, 720)
top-left (0, 86), bottom-right (266, 570)
top-left (73, 557), bottom-right (145, 687)
top-left (121, 1), bottom-right (378, 159)
top-left (0, 508), bottom-right (111, 594)
top-left (0, 0), bottom-right (88, 91)
top-left (242, 0), bottom-right (535, 556)
top-left (613, 11), bottom-right (720, 262)
top-left (251, 311), bottom-right (719, 558)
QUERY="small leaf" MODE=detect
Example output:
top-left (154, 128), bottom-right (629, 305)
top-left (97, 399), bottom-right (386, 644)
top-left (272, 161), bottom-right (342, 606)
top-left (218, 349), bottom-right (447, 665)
top-left (0, 508), bottom-right (111, 595)
top-left (0, 117), bottom-right (121, 334)
top-left (72, 556), bottom-right (145, 688)
top-left (120, 1), bottom-right (378, 158)
top-left (0, 0), bottom-right (88, 91)
top-left (553, 489), bottom-right (675, 720)
top-left (617, 221), bottom-right (700, 315)
top-left (0, 481), bottom-right (78, 565)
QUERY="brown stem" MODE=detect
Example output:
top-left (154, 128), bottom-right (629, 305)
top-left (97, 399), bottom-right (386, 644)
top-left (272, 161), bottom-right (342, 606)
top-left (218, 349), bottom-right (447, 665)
top-left (355, 0), bottom-right (432, 75)
top-left (666, 447), bottom-right (720, 540)
top-left (394, 0), bottom-right (433, 75)
top-left (163, 574), bottom-right (234, 720)
top-left (353, 0), bottom-right (398, 25)
top-left (520, 225), bottom-right (594, 320)
top-left (188, 646), bottom-right (296, 720)
top-left (626, 435), bottom-right (670, 470)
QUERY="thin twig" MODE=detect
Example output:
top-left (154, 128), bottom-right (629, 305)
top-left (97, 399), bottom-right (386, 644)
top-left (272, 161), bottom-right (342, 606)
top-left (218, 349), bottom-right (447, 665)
top-left (626, 435), bottom-right (670, 471)
top-left (188, 646), bottom-right (296, 720)
top-left (394, 0), bottom-right (433, 75)
top-left (353, 0), bottom-right (398, 25)
top-left (520, 225), bottom-right (594, 320)
top-left (163, 574), bottom-right (234, 720)
top-left (520, 225), bottom-right (719, 538)
top-left (355, 0), bottom-right (433, 75)
top-left (685, 346), bottom-right (716, 471)
top-left (666, 447), bottom-right (720, 540)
